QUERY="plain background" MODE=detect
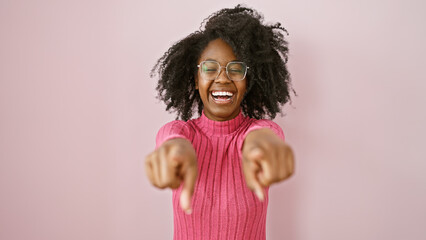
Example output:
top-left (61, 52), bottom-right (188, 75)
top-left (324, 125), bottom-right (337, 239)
top-left (1, 0), bottom-right (425, 239)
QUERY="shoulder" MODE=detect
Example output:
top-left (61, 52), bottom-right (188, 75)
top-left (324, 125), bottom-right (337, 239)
top-left (156, 120), bottom-right (197, 148)
top-left (244, 118), bottom-right (285, 141)
top-left (249, 118), bottom-right (281, 128)
top-left (158, 120), bottom-right (188, 133)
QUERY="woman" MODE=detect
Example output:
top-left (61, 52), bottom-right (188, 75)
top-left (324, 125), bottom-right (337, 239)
top-left (146, 5), bottom-right (295, 239)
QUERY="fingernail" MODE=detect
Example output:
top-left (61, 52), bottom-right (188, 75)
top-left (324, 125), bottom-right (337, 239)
top-left (180, 191), bottom-right (192, 214)
top-left (256, 189), bottom-right (264, 202)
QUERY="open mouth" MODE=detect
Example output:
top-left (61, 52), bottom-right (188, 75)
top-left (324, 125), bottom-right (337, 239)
top-left (211, 91), bottom-right (234, 104)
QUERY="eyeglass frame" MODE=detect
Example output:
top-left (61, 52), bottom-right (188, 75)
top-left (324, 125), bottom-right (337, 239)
top-left (197, 60), bottom-right (249, 82)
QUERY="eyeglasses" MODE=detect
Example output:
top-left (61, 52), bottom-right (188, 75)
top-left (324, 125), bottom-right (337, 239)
top-left (197, 60), bottom-right (249, 82)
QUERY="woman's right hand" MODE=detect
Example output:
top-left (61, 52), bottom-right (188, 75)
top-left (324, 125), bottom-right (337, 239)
top-left (145, 138), bottom-right (198, 214)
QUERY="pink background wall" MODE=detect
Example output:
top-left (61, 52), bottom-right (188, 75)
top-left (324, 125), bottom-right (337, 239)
top-left (1, 0), bottom-right (425, 239)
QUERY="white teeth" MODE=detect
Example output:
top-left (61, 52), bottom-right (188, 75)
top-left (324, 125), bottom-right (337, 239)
top-left (212, 91), bottom-right (233, 97)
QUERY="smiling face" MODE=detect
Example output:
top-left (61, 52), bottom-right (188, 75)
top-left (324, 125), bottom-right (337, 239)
top-left (195, 38), bottom-right (247, 121)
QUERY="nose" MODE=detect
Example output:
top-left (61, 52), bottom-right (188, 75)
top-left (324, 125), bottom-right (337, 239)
top-left (215, 67), bottom-right (232, 83)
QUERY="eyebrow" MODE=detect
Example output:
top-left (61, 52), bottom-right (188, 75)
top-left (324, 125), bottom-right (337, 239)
top-left (204, 58), bottom-right (240, 63)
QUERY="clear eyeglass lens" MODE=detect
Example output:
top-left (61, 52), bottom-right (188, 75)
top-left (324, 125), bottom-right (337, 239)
top-left (227, 62), bottom-right (246, 81)
top-left (200, 61), bottom-right (246, 81)
top-left (201, 61), bottom-right (220, 80)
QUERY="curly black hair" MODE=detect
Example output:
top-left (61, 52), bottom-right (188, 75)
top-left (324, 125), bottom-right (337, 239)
top-left (151, 4), bottom-right (295, 121)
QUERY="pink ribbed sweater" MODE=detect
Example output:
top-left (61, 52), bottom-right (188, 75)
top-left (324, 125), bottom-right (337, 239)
top-left (156, 111), bottom-right (285, 240)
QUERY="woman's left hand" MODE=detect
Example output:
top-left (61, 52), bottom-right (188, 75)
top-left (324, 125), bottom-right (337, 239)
top-left (242, 128), bottom-right (295, 201)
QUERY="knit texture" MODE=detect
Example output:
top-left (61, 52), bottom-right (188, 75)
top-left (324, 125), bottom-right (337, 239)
top-left (156, 111), bottom-right (285, 240)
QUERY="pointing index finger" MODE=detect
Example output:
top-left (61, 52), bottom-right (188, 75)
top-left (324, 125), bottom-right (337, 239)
top-left (179, 158), bottom-right (197, 214)
top-left (243, 148), bottom-right (265, 201)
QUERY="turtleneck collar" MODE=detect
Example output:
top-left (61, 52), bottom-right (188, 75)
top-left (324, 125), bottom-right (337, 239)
top-left (194, 110), bottom-right (246, 136)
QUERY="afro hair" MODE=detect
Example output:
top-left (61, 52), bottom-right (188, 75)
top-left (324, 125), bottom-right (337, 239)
top-left (151, 4), bottom-right (295, 121)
